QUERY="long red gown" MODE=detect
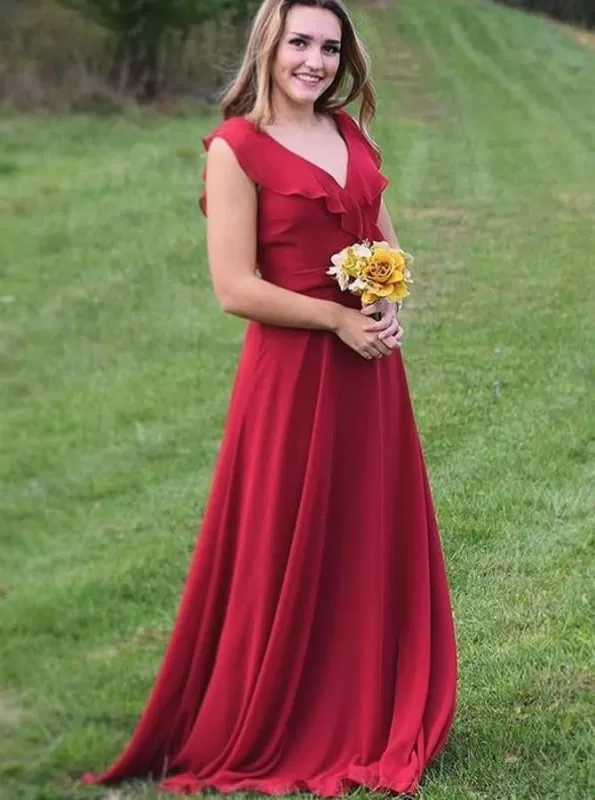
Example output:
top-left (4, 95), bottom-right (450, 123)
top-left (83, 109), bottom-right (457, 796)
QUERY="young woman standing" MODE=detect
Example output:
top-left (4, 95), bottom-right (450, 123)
top-left (83, 0), bottom-right (457, 794)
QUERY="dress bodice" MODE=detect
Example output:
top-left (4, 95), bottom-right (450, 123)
top-left (200, 110), bottom-right (389, 302)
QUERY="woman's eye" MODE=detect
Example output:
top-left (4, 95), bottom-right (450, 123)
top-left (288, 38), bottom-right (340, 55)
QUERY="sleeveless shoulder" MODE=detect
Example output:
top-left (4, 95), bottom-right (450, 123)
top-left (202, 117), bottom-right (260, 176)
top-left (199, 117), bottom-right (261, 215)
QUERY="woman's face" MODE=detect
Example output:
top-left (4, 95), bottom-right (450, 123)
top-left (271, 5), bottom-right (342, 110)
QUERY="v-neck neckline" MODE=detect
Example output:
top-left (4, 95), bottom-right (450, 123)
top-left (253, 111), bottom-right (351, 192)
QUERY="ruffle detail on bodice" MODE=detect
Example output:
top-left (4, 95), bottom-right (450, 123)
top-left (199, 113), bottom-right (389, 241)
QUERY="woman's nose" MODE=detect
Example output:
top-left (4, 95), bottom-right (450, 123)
top-left (304, 47), bottom-right (324, 70)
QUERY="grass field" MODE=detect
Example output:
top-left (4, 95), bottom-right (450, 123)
top-left (1, 0), bottom-right (594, 798)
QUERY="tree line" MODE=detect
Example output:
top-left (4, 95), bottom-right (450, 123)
top-left (492, 0), bottom-right (595, 27)
top-left (1, 0), bottom-right (591, 111)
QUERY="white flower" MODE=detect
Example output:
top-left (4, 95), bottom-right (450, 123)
top-left (330, 249), bottom-right (348, 269)
top-left (327, 262), bottom-right (351, 291)
top-left (352, 243), bottom-right (372, 259)
top-left (349, 276), bottom-right (368, 294)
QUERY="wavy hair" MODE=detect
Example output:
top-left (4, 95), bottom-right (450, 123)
top-left (220, 0), bottom-right (377, 139)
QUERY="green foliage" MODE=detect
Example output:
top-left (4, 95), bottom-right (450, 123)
top-left (59, 0), bottom-right (216, 32)
top-left (217, 0), bottom-right (261, 23)
top-left (58, 0), bottom-right (258, 32)
top-left (54, 0), bottom-right (259, 99)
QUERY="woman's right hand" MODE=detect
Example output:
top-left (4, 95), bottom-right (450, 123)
top-left (333, 306), bottom-right (401, 360)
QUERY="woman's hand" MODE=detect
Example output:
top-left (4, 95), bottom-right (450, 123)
top-left (361, 298), bottom-right (404, 351)
top-left (334, 306), bottom-right (397, 360)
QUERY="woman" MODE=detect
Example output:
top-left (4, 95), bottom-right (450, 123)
top-left (83, 0), bottom-right (457, 795)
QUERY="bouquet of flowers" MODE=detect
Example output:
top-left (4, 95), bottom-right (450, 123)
top-left (327, 240), bottom-right (413, 311)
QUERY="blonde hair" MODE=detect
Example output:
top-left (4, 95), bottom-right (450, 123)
top-left (220, 0), bottom-right (377, 137)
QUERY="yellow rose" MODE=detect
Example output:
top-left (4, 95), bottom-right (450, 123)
top-left (360, 248), bottom-right (410, 305)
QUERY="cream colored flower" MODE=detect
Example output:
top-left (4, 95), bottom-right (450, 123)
top-left (328, 243), bottom-right (371, 291)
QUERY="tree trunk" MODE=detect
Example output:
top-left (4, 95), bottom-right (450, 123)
top-left (111, 23), bottom-right (163, 101)
top-left (139, 30), bottom-right (161, 101)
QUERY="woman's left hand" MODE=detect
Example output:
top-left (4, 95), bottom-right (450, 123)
top-left (361, 298), bottom-right (403, 351)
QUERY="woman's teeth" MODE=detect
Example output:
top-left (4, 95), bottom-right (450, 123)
top-left (294, 74), bottom-right (321, 85)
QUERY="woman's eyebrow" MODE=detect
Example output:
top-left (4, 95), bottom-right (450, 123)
top-left (288, 31), bottom-right (341, 46)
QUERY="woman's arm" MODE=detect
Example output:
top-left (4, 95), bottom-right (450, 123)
top-left (376, 198), bottom-right (401, 249)
top-left (206, 137), bottom-right (342, 332)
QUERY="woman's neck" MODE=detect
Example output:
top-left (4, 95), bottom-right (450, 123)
top-left (269, 92), bottom-right (320, 130)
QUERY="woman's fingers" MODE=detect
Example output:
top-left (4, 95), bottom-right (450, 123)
top-left (391, 325), bottom-right (404, 347)
top-left (367, 339), bottom-right (392, 359)
top-left (377, 317), bottom-right (400, 340)
top-left (361, 300), bottom-right (383, 317)
top-left (338, 303), bottom-right (403, 359)
top-left (361, 299), bottom-right (394, 332)
top-left (382, 334), bottom-right (402, 350)
top-left (368, 327), bottom-right (404, 357)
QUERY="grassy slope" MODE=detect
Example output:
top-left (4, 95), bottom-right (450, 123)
top-left (1, 0), bottom-right (594, 798)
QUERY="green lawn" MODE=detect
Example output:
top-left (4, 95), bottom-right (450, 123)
top-left (1, 0), bottom-right (594, 798)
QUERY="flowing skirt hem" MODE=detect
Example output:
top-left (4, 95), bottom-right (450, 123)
top-left (83, 765), bottom-right (423, 797)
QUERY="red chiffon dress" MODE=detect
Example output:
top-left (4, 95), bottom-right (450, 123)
top-left (83, 109), bottom-right (457, 796)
